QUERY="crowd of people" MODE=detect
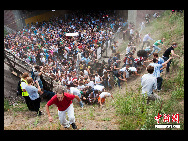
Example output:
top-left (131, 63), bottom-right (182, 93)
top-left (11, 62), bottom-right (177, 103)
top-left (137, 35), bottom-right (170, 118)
top-left (4, 10), bottom-right (181, 129)
top-left (4, 11), bottom-right (129, 115)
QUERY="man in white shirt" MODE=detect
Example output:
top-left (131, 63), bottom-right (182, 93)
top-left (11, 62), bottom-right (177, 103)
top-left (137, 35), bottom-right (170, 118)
top-left (85, 79), bottom-right (95, 88)
top-left (76, 51), bottom-right (82, 72)
top-left (69, 87), bottom-right (81, 98)
top-left (77, 51), bottom-right (82, 61)
top-left (126, 44), bottom-right (131, 55)
top-left (142, 33), bottom-right (154, 50)
top-left (139, 21), bottom-right (145, 32)
top-left (141, 65), bottom-right (160, 104)
top-left (40, 55), bottom-right (46, 64)
top-left (130, 27), bottom-right (134, 35)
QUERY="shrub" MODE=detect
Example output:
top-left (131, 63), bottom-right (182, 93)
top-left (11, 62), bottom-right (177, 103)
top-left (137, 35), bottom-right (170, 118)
top-left (4, 99), bottom-right (10, 111)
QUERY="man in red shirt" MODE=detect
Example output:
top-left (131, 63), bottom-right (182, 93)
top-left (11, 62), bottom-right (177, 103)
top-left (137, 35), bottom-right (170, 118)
top-left (45, 86), bottom-right (83, 129)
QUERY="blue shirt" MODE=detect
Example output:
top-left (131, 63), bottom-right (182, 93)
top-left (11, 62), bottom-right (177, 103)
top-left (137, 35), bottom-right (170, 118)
top-left (157, 57), bottom-right (164, 73)
top-left (149, 63), bottom-right (162, 78)
top-left (25, 85), bottom-right (39, 100)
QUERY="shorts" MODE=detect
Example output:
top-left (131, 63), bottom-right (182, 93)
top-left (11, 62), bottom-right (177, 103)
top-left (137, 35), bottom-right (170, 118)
top-left (98, 96), bottom-right (105, 104)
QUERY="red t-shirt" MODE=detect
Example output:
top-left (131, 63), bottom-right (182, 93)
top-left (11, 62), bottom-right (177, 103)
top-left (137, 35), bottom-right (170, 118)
top-left (47, 93), bottom-right (75, 111)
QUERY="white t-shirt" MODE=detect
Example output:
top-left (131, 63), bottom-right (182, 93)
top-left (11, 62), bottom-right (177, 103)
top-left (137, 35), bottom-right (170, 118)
top-left (99, 92), bottom-right (111, 98)
top-left (130, 29), bottom-right (134, 35)
top-left (128, 67), bottom-right (137, 72)
top-left (84, 70), bottom-right (88, 76)
top-left (120, 67), bottom-right (129, 78)
top-left (143, 34), bottom-right (153, 42)
top-left (70, 87), bottom-right (80, 96)
top-left (21, 80), bottom-right (27, 89)
top-left (77, 85), bottom-right (85, 90)
top-left (86, 81), bottom-right (95, 88)
top-left (94, 85), bottom-right (104, 91)
top-left (77, 52), bottom-right (81, 61)
top-left (126, 46), bottom-right (131, 54)
top-left (95, 75), bottom-right (101, 84)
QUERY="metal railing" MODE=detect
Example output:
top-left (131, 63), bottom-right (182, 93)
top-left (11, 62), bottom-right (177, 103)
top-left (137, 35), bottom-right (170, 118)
top-left (4, 49), bottom-right (54, 91)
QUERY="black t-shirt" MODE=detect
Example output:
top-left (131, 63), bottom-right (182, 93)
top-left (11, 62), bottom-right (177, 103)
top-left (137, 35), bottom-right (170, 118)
top-left (163, 46), bottom-right (174, 58)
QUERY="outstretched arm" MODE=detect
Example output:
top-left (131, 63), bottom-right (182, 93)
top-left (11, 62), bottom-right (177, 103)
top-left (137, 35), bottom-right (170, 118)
top-left (171, 50), bottom-right (180, 58)
top-left (75, 95), bottom-right (84, 107)
top-left (74, 95), bottom-right (81, 102)
top-left (162, 57), bottom-right (173, 66)
top-left (99, 97), bottom-right (102, 107)
top-left (45, 104), bottom-right (53, 122)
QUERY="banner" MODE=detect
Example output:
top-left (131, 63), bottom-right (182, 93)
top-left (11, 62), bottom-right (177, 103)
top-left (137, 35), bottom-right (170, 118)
top-left (66, 32), bottom-right (79, 36)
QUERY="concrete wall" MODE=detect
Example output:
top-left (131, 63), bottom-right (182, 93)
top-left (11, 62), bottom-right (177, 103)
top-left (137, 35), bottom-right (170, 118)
top-left (12, 10), bottom-right (24, 30)
top-left (127, 10), bottom-right (165, 29)
top-left (128, 10), bottom-right (137, 27)
top-left (24, 10), bottom-right (68, 26)
top-left (136, 10), bottom-right (165, 28)
top-left (4, 10), bottom-right (18, 31)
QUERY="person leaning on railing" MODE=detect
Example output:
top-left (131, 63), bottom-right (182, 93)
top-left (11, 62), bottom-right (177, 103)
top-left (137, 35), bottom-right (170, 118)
top-left (20, 72), bottom-right (34, 111)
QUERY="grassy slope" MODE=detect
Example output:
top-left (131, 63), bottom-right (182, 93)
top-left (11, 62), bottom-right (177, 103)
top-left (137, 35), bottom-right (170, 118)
top-left (114, 10), bottom-right (184, 130)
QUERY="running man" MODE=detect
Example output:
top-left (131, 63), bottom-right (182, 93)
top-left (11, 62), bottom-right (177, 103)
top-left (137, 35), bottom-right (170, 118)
top-left (149, 38), bottom-right (166, 57)
top-left (45, 86), bottom-right (84, 129)
top-left (162, 42), bottom-right (180, 73)
top-left (142, 33), bottom-right (154, 50)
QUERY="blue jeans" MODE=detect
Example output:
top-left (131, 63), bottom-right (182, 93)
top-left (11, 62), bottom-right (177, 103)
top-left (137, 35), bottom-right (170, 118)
top-left (149, 45), bottom-right (161, 56)
top-left (38, 80), bottom-right (43, 89)
top-left (157, 77), bottom-right (163, 90)
top-left (43, 90), bottom-right (55, 99)
top-left (103, 80), bottom-right (108, 88)
top-left (163, 56), bottom-right (171, 72)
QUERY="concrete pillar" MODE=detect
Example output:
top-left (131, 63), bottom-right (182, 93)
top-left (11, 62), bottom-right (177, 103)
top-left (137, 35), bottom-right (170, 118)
top-left (128, 10), bottom-right (137, 28)
top-left (12, 10), bottom-right (24, 30)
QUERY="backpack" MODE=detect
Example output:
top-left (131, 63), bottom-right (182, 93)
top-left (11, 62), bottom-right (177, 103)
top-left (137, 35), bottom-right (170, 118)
top-left (31, 69), bottom-right (37, 81)
top-left (17, 80), bottom-right (22, 96)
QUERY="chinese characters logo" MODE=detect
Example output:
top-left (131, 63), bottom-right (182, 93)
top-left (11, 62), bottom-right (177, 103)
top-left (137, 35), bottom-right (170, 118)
top-left (155, 113), bottom-right (179, 124)
top-left (154, 113), bottom-right (180, 129)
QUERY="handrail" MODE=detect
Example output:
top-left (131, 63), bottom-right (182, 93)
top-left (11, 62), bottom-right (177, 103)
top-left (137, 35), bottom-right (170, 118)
top-left (4, 49), bottom-right (54, 91)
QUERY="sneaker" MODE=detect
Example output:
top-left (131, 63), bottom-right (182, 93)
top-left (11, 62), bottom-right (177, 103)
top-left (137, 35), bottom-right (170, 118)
top-left (71, 123), bottom-right (77, 129)
top-left (64, 124), bottom-right (70, 128)
top-left (157, 88), bottom-right (162, 92)
top-left (37, 111), bottom-right (42, 116)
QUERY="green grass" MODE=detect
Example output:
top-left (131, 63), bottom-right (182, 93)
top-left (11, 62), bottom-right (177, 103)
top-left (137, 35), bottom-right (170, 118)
top-left (115, 89), bottom-right (162, 130)
top-left (114, 10), bottom-right (184, 130)
top-left (4, 99), bottom-right (10, 111)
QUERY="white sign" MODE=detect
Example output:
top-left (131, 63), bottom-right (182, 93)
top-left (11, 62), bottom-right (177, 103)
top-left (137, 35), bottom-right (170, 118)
top-left (155, 125), bottom-right (180, 128)
top-left (66, 32), bottom-right (79, 36)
